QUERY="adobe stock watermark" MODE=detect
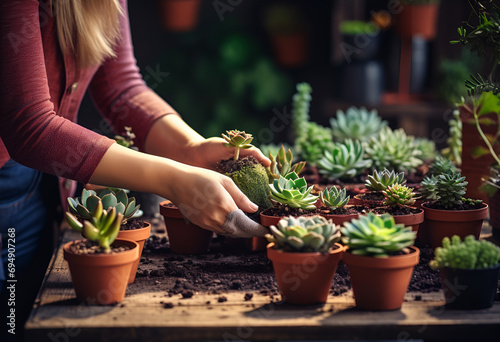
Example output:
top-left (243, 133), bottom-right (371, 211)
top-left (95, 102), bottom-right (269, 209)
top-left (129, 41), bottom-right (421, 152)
top-left (5, 228), bottom-right (17, 336)
top-left (213, 0), bottom-right (244, 22)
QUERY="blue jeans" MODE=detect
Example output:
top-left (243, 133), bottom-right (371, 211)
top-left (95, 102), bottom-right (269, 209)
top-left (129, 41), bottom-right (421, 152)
top-left (0, 160), bottom-right (46, 291)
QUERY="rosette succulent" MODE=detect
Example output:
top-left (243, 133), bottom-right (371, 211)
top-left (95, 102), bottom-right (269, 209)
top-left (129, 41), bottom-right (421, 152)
top-left (365, 127), bottom-right (423, 173)
top-left (269, 172), bottom-right (318, 210)
top-left (222, 129), bottom-right (254, 160)
top-left (383, 184), bottom-right (419, 207)
top-left (419, 170), bottom-right (468, 209)
top-left (267, 145), bottom-right (306, 182)
top-left (430, 235), bottom-right (500, 270)
top-left (428, 156), bottom-right (458, 177)
top-left (265, 215), bottom-right (341, 253)
top-left (330, 106), bottom-right (387, 142)
top-left (320, 186), bottom-right (350, 209)
top-left (365, 169), bottom-right (406, 192)
top-left (66, 202), bottom-right (123, 252)
top-left (317, 139), bottom-right (371, 180)
top-left (67, 188), bottom-right (140, 224)
top-left (341, 213), bottom-right (417, 257)
top-left (414, 137), bottom-right (438, 161)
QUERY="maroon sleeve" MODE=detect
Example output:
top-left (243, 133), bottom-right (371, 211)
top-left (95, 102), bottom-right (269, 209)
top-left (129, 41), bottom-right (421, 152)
top-left (89, 0), bottom-right (179, 152)
top-left (0, 1), bottom-right (115, 183)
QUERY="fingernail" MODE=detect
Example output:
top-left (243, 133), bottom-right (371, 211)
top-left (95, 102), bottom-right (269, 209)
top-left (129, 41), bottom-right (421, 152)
top-left (250, 202), bottom-right (258, 211)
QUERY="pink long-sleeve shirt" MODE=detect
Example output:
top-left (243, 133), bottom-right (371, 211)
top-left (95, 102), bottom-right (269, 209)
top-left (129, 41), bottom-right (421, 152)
top-left (0, 0), bottom-right (177, 190)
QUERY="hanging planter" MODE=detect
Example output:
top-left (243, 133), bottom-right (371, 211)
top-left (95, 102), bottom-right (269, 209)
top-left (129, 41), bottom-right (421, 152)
top-left (159, 200), bottom-right (213, 254)
top-left (396, 1), bottom-right (440, 40)
top-left (158, 0), bottom-right (201, 32)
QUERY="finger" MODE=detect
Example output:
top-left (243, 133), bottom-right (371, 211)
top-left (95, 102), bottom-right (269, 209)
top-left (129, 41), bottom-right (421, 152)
top-left (241, 147), bottom-right (271, 167)
top-left (221, 177), bottom-right (259, 213)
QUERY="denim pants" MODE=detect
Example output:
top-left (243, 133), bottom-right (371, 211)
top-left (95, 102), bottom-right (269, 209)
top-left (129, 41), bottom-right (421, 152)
top-left (0, 160), bottom-right (46, 291)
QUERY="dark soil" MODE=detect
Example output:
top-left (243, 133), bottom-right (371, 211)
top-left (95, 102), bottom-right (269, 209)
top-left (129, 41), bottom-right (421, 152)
top-left (216, 156), bottom-right (259, 174)
top-left (260, 205), bottom-right (320, 218)
top-left (370, 206), bottom-right (422, 216)
top-left (318, 205), bottom-right (369, 216)
top-left (67, 240), bottom-right (130, 255)
top-left (358, 192), bottom-right (385, 201)
top-left (121, 218), bottom-right (147, 231)
top-left (423, 201), bottom-right (486, 211)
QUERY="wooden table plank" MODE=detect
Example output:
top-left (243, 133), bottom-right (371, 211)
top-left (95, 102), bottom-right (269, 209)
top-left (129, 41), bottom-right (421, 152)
top-left (24, 223), bottom-right (500, 342)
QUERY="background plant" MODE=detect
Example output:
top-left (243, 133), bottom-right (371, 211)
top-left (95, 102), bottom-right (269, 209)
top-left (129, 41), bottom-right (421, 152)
top-left (441, 109), bottom-right (463, 165)
top-left (430, 235), bottom-right (500, 269)
top-left (365, 169), bottom-right (406, 193)
top-left (320, 186), bottom-right (350, 209)
top-left (267, 145), bottom-right (306, 182)
top-left (330, 107), bottom-right (387, 143)
top-left (269, 172), bottom-right (318, 210)
top-left (428, 156), bottom-right (459, 177)
top-left (341, 213), bottom-right (417, 257)
top-left (265, 215), bottom-right (341, 253)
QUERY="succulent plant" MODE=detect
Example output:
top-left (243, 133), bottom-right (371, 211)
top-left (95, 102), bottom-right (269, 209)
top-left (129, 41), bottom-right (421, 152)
top-left (267, 145), bottom-right (306, 182)
top-left (317, 139), bottom-right (372, 180)
top-left (114, 126), bottom-right (138, 151)
top-left (292, 82), bottom-right (313, 143)
top-left (330, 106), bottom-right (387, 142)
top-left (383, 184), bottom-right (420, 207)
top-left (441, 109), bottom-right (462, 165)
top-left (365, 127), bottom-right (423, 173)
top-left (430, 235), bottom-right (500, 270)
top-left (419, 170), bottom-right (468, 209)
top-left (269, 172), bottom-right (319, 210)
top-left (259, 143), bottom-right (293, 159)
top-left (66, 203), bottom-right (123, 252)
top-left (428, 156), bottom-right (458, 177)
top-left (414, 137), bottom-right (438, 161)
top-left (265, 215), bottom-right (341, 253)
top-left (222, 129), bottom-right (254, 160)
top-left (320, 186), bottom-right (350, 209)
top-left (67, 188), bottom-right (140, 224)
top-left (341, 213), bottom-right (417, 257)
top-left (365, 169), bottom-right (406, 192)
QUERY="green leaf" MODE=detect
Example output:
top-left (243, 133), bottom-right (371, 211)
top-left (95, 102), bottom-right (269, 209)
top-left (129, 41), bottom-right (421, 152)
top-left (477, 91), bottom-right (500, 117)
top-left (115, 189), bottom-right (128, 206)
top-left (86, 195), bottom-right (101, 214)
top-left (65, 212), bottom-right (83, 232)
top-left (470, 146), bottom-right (491, 158)
top-left (101, 193), bottom-right (118, 210)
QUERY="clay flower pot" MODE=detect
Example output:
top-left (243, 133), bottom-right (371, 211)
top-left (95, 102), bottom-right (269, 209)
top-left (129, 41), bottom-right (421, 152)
top-left (421, 202), bottom-right (488, 249)
top-left (396, 3), bottom-right (440, 40)
top-left (267, 242), bottom-right (344, 305)
top-left (320, 206), bottom-right (361, 227)
top-left (270, 32), bottom-right (308, 68)
top-left (343, 246), bottom-right (420, 310)
top-left (63, 239), bottom-right (139, 305)
top-left (159, 200), bottom-right (213, 254)
top-left (158, 0), bottom-right (201, 32)
top-left (117, 221), bottom-right (151, 284)
top-left (439, 264), bottom-right (500, 310)
top-left (372, 207), bottom-right (424, 233)
top-left (354, 193), bottom-right (385, 208)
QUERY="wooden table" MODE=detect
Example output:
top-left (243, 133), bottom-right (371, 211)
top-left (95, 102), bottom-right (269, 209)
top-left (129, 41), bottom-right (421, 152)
top-left (24, 217), bottom-right (500, 342)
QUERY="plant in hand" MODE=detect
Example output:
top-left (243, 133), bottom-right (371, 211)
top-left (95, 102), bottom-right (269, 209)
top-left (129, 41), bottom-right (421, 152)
top-left (217, 129), bottom-right (273, 210)
top-left (317, 139), bottom-right (371, 181)
top-left (269, 171), bottom-right (318, 210)
top-left (265, 215), bottom-right (341, 253)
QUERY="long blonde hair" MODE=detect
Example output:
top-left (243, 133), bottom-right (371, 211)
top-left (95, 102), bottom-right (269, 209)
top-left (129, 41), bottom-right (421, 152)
top-left (55, 0), bottom-right (123, 68)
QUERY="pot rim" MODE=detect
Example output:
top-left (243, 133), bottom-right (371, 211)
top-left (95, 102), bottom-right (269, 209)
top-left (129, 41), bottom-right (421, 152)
top-left (117, 221), bottom-right (151, 241)
top-left (63, 239), bottom-right (139, 265)
top-left (343, 246), bottom-right (420, 268)
top-left (422, 202), bottom-right (488, 221)
top-left (267, 242), bottom-right (345, 264)
top-left (159, 200), bottom-right (186, 219)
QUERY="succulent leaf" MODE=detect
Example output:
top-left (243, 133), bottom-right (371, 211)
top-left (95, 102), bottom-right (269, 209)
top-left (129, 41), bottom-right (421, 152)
top-left (320, 186), bottom-right (350, 208)
top-left (383, 184), bottom-right (419, 207)
top-left (330, 106), bottom-right (387, 142)
top-left (317, 139), bottom-right (371, 180)
top-left (269, 172), bottom-right (318, 210)
top-left (365, 169), bottom-right (406, 192)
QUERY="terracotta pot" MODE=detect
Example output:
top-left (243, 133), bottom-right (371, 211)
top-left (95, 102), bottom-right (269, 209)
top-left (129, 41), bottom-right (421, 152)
top-left (396, 4), bottom-right (440, 40)
top-left (343, 246), bottom-right (420, 310)
top-left (259, 210), bottom-right (284, 228)
top-left (354, 193), bottom-right (385, 208)
top-left (384, 208), bottom-right (424, 232)
top-left (158, 0), bottom-right (201, 32)
top-left (117, 221), bottom-right (151, 284)
top-left (422, 202), bottom-right (488, 249)
top-left (159, 200), bottom-right (213, 254)
top-left (269, 32), bottom-right (308, 68)
top-left (440, 264), bottom-right (500, 310)
top-left (320, 206), bottom-right (360, 227)
top-left (489, 190), bottom-right (500, 241)
top-left (63, 239), bottom-right (139, 305)
top-left (267, 242), bottom-right (344, 305)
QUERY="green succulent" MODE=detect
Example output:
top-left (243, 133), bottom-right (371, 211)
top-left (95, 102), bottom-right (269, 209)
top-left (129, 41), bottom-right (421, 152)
top-left (317, 139), bottom-right (372, 180)
top-left (222, 129), bottom-right (254, 160)
top-left (441, 109), bottom-right (462, 165)
top-left (330, 106), bottom-right (387, 142)
top-left (114, 126), bottom-right (138, 151)
top-left (365, 127), bottom-right (423, 173)
top-left (428, 156), bottom-right (458, 177)
top-left (67, 188), bottom-right (140, 224)
top-left (365, 169), bottom-right (406, 192)
top-left (269, 172), bottom-right (318, 210)
top-left (291, 82), bottom-right (312, 142)
top-left (259, 143), bottom-right (293, 159)
top-left (383, 184), bottom-right (420, 207)
top-left (65, 203), bottom-right (123, 252)
top-left (341, 213), bottom-right (417, 257)
top-left (267, 145), bottom-right (306, 182)
top-left (430, 235), bottom-right (500, 270)
top-left (419, 170), bottom-right (468, 209)
top-left (320, 186), bottom-right (350, 209)
top-left (265, 215), bottom-right (341, 253)
top-left (414, 137), bottom-right (438, 161)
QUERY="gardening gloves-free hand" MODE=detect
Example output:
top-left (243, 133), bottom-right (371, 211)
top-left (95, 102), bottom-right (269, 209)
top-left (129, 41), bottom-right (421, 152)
top-left (220, 209), bottom-right (268, 238)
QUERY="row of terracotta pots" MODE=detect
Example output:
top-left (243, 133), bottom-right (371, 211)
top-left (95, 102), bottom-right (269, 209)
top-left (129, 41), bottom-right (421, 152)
top-left (63, 221), bottom-right (151, 305)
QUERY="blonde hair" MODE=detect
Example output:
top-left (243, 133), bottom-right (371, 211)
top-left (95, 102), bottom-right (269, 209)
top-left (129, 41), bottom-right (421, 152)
top-left (55, 0), bottom-right (123, 68)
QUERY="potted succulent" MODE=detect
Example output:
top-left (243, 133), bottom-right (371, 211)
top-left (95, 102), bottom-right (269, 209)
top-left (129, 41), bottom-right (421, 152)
top-left (64, 201), bottom-right (139, 305)
top-left (341, 213), bottom-right (419, 310)
top-left (158, 0), bottom-right (201, 32)
top-left (318, 186), bottom-right (366, 226)
top-left (430, 235), bottom-right (500, 310)
top-left (355, 169), bottom-right (406, 207)
top-left (67, 188), bottom-right (148, 284)
top-left (330, 107), bottom-right (387, 144)
top-left (419, 170), bottom-right (488, 248)
top-left (265, 215), bottom-right (344, 305)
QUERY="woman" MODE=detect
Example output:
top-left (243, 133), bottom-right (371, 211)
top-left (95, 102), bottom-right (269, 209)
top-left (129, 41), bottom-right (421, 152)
top-left (0, 0), bottom-right (269, 298)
